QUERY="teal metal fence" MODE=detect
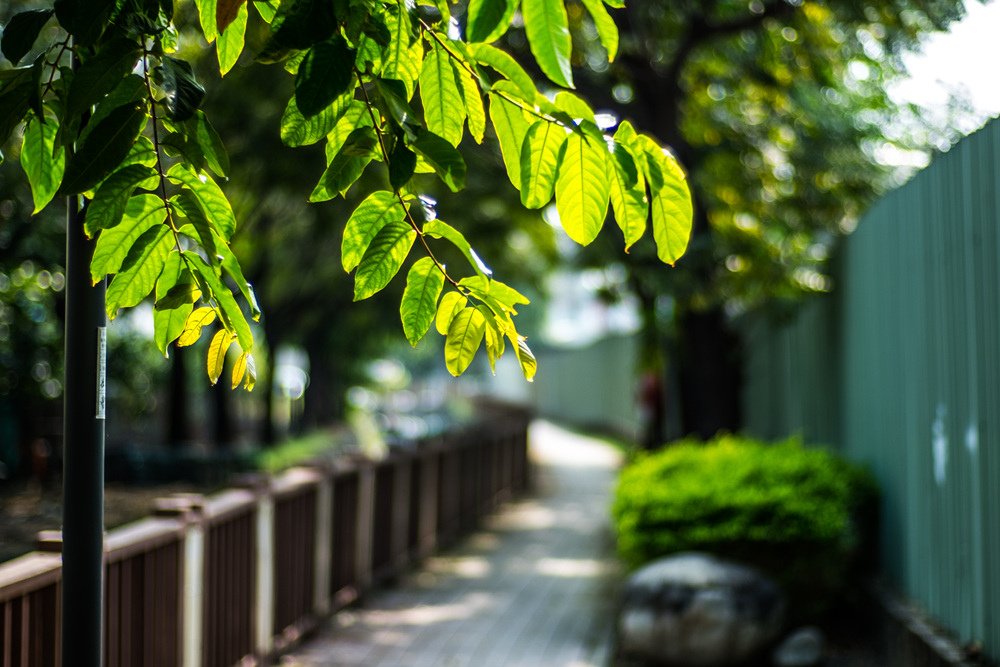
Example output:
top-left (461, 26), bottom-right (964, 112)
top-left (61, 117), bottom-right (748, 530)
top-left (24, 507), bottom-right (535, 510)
top-left (743, 118), bottom-right (1000, 656)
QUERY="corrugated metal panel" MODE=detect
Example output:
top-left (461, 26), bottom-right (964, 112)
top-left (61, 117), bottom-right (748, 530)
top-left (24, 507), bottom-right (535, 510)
top-left (742, 118), bottom-right (1000, 657)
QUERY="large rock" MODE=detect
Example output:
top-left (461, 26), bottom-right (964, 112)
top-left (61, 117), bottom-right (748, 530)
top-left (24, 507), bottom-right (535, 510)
top-left (617, 552), bottom-right (786, 666)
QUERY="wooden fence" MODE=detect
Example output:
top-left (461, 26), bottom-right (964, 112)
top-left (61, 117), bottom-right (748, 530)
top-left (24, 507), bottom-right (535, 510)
top-left (0, 406), bottom-right (531, 666)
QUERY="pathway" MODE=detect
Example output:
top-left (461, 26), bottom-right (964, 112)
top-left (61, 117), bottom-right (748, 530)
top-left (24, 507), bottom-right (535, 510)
top-left (282, 420), bottom-right (624, 667)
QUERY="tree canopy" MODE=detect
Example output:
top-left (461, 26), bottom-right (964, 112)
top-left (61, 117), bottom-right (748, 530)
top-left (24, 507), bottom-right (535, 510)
top-left (0, 0), bottom-right (693, 389)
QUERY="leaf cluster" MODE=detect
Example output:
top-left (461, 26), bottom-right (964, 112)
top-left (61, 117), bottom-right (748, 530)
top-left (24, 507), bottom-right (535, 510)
top-left (0, 0), bottom-right (693, 386)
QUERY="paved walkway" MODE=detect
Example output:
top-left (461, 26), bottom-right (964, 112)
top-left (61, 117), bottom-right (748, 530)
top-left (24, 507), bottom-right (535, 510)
top-left (283, 420), bottom-right (624, 667)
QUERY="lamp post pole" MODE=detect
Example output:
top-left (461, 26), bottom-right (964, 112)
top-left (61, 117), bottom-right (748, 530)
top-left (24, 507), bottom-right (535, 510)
top-left (61, 192), bottom-right (106, 667)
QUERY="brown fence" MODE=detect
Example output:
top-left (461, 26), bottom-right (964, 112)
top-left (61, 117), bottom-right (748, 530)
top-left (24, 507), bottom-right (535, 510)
top-left (0, 406), bottom-right (531, 666)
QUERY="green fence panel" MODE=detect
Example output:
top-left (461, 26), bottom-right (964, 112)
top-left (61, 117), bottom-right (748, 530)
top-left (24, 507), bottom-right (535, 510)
top-left (742, 118), bottom-right (1000, 656)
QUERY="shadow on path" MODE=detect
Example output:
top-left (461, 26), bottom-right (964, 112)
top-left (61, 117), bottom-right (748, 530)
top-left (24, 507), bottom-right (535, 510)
top-left (282, 420), bottom-right (624, 667)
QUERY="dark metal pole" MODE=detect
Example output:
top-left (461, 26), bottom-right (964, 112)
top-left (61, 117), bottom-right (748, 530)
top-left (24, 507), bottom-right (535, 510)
top-left (61, 194), bottom-right (106, 667)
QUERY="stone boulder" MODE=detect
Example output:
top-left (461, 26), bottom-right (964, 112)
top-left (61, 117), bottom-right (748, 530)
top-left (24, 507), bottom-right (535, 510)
top-left (617, 552), bottom-right (786, 666)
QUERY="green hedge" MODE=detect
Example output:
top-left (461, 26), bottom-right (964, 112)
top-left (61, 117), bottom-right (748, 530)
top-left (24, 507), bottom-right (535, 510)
top-left (612, 434), bottom-right (877, 613)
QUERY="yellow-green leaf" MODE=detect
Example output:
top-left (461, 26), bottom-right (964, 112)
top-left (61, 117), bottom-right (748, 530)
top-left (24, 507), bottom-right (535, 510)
top-left (166, 163), bottom-right (237, 239)
top-left (353, 220), bottom-right (416, 300)
top-left (444, 306), bottom-right (486, 376)
top-left (419, 40), bottom-right (465, 147)
top-left (470, 43), bottom-right (536, 101)
top-left (466, 0), bottom-right (516, 43)
top-left (280, 92), bottom-right (352, 147)
top-left (579, 0), bottom-right (618, 62)
top-left (217, 2), bottom-right (248, 75)
top-left (153, 252), bottom-right (194, 356)
top-left (436, 291), bottom-right (467, 335)
top-left (520, 120), bottom-right (566, 209)
top-left (608, 140), bottom-right (647, 251)
top-left (231, 349), bottom-right (256, 390)
top-left (342, 191), bottom-right (406, 272)
top-left (383, 6), bottom-right (423, 99)
top-left (178, 307), bottom-right (217, 347)
top-left (401, 256), bottom-right (445, 345)
top-left (85, 165), bottom-right (157, 237)
top-left (455, 59), bottom-right (485, 143)
top-left (91, 194), bottom-right (166, 282)
top-left (20, 113), bottom-right (65, 213)
top-left (522, 0), bottom-right (573, 88)
top-left (554, 131), bottom-right (611, 245)
top-left (423, 218), bottom-right (491, 275)
top-left (635, 135), bottom-right (692, 265)
top-left (488, 87), bottom-right (529, 191)
top-left (186, 251), bottom-right (254, 352)
top-left (207, 328), bottom-right (234, 384)
top-left (105, 226), bottom-right (173, 317)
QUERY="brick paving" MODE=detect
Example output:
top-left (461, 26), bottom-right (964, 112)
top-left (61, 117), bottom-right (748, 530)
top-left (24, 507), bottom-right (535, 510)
top-left (282, 420), bottom-right (624, 667)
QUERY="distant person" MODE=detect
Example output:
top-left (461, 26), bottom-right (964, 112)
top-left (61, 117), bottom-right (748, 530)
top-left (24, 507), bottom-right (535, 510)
top-left (638, 370), bottom-right (665, 450)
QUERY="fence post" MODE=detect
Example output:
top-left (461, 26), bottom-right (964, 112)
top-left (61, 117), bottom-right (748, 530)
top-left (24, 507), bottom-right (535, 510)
top-left (313, 471), bottom-right (333, 616)
top-left (155, 494), bottom-right (206, 667)
top-left (255, 482), bottom-right (275, 659)
top-left (355, 462), bottom-right (375, 593)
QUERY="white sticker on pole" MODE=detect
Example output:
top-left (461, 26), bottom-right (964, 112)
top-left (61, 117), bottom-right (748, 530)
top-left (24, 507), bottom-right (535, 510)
top-left (96, 326), bottom-right (107, 420)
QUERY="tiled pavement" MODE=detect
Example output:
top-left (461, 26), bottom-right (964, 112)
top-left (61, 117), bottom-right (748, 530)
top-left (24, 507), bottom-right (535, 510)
top-left (282, 420), bottom-right (624, 667)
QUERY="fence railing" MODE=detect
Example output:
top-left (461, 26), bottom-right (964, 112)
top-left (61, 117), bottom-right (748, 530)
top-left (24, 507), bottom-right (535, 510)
top-left (0, 405), bottom-right (532, 667)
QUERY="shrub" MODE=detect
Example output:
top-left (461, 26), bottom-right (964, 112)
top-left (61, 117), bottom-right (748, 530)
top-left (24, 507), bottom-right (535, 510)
top-left (612, 433), bottom-right (877, 614)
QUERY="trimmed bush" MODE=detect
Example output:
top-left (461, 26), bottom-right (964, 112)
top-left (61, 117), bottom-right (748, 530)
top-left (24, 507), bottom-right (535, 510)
top-left (612, 434), bottom-right (876, 614)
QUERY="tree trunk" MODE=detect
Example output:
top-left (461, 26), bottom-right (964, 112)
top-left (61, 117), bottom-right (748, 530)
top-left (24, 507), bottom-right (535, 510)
top-left (166, 346), bottom-right (193, 447)
top-left (675, 305), bottom-right (743, 439)
top-left (210, 376), bottom-right (235, 449)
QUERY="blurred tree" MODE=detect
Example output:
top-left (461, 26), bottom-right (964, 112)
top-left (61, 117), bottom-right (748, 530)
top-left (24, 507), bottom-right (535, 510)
top-left (565, 0), bottom-right (973, 439)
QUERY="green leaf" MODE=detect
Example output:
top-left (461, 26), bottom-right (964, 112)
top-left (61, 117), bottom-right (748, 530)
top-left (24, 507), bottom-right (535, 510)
top-left (154, 275), bottom-right (201, 311)
top-left (118, 135), bottom-right (158, 171)
top-left (519, 120), bottom-right (566, 209)
top-left (423, 218), bottom-right (491, 275)
top-left (353, 220), bottom-right (416, 300)
top-left (153, 252), bottom-right (194, 356)
top-left (295, 36), bottom-right (355, 118)
top-left (309, 127), bottom-right (377, 201)
top-left (195, 0), bottom-right (218, 41)
top-left (382, 7), bottom-right (422, 99)
top-left (579, 0), bottom-right (618, 61)
top-left (466, 0), bottom-right (516, 43)
top-left (410, 130), bottom-right (466, 192)
top-left (210, 231), bottom-right (261, 321)
top-left (186, 250), bottom-right (253, 351)
top-left (73, 74), bottom-right (146, 147)
top-left (158, 57), bottom-right (206, 121)
top-left (257, 0), bottom-right (337, 62)
top-left (375, 77), bottom-right (419, 132)
top-left (106, 225), bottom-right (173, 317)
top-left (207, 328), bottom-right (234, 384)
top-left (186, 111), bottom-right (230, 177)
top-left (608, 140), bottom-right (646, 251)
top-left (521, 0), bottom-right (572, 88)
top-left (54, 0), bottom-right (114, 45)
top-left (554, 131), bottom-right (611, 245)
top-left (92, 194), bottom-right (166, 281)
top-left (64, 38), bottom-right (142, 124)
top-left (470, 43), bottom-right (536, 100)
top-left (455, 59), bottom-right (485, 143)
top-left (217, 2), bottom-right (248, 75)
top-left (166, 163), bottom-right (237, 239)
top-left (0, 65), bottom-right (39, 147)
top-left (488, 87), bottom-right (529, 191)
top-left (280, 92), bottom-right (351, 146)
top-left (253, 1), bottom-right (276, 22)
top-left (20, 113), bottom-right (66, 214)
top-left (61, 100), bottom-right (148, 195)
top-left (1, 10), bottom-right (54, 66)
top-left (85, 164), bottom-right (157, 237)
top-left (401, 256), bottom-right (445, 345)
top-left (323, 101), bottom-right (372, 160)
top-left (171, 190), bottom-right (219, 259)
top-left (444, 306), bottom-right (485, 376)
top-left (342, 190), bottom-right (406, 271)
top-left (388, 140), bottom-right (417, 189)
top-left (419, 40), bottom-right (465, 146)
top-left (216, 0), bottom-right (247, 33)
top-left (435, 291), bottom-right (467, 334)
